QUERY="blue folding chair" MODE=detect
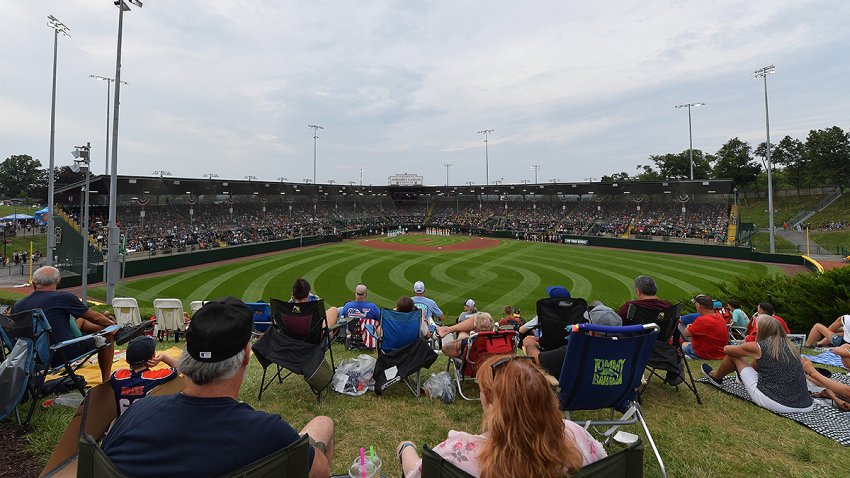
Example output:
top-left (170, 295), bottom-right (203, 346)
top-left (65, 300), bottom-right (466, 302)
top-left (246, 301), bottom-right (272, 336)
top-left (369, 308), bottom-right (438, 396)
top-left (558, 322), bottom-right (666, 478)
top-left (0, 308), bottom-right (118, 430)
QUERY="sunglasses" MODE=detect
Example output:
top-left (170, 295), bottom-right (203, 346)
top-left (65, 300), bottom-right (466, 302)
top-left (490, 355), bottom-right (535, 376)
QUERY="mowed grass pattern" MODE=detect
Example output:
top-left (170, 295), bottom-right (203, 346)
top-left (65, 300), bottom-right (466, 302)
top-left (90, 237), bottom-right (781, 317)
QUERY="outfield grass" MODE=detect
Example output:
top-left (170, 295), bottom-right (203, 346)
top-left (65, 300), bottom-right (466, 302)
top-left (90, 237), bottom-right (781, 319)
top-left (23, 340), bottom-right (847, 477)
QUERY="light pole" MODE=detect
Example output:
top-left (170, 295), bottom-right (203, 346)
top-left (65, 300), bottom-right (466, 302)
top-left (530, 164), bottom-right (541, 184)
top-left (477, 129), bottom-right (494, 185)
top-left (46, 15), bottom-right (70, 267)
top-left (442, 163), bottom-right (453, 186)
top-left (308, 124), bottom-right (323, 185)
top-left (360, 168), bottom-right (363, 186)
top-left (244, 175), bottom-right (257, 181)
top-left (674, 102), bottom-right (705, 180)
top-left (277, 176), bottom-right (288, 182)
top-left (153, 170), bottom-right (171, 179)
top-left (72, 143), bottom-right (91, 303)
top-left (106, 0), bottom-right (143, 303)
top-left (204, 173), bottom-right (219, 180)
top-left (90, 75), bottom-right (127, 175)
top-left (754, 65), bottom-right (776, 253)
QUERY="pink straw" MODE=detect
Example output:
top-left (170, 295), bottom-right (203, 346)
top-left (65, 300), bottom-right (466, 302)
top-left (360, 447), bottom-right (366, 478)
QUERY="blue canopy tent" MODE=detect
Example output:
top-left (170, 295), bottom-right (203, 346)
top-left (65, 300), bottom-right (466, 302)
top-left (34, 208), bottom-right (48, 226)
top-left (1, 214), bottom-right (35, 221)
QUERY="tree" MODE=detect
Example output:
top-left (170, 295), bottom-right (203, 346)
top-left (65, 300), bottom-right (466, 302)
top-left (769, 136), bottom-right (806, 195)
top-left (634, 164), bottom-right (663, 180)
top-left (0, 154), bottom-right (46, 199)
top-left (54, 165), bottom-right (86, 188)
top-left (712, 138), bottom-right (761, 188)
top-left (805, 126), bottom-right (850, 189)
top-left (601, 171), bottom-right (632, 182)
top-left (647, 149), bottom-right (713, 180)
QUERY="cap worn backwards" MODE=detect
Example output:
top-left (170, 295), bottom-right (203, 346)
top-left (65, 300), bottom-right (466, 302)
top-left (186, 297), bottom-right (253, 363)
top-left (413, 281), bottom-right (425, 293)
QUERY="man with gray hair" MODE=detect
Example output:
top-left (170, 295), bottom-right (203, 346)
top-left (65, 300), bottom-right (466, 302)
top-left (12, 266), bottom-right (116, 382)
top-left (103, 297), bottom-right (335, 477)
top-left (618, 275), bottom-right (672, 323)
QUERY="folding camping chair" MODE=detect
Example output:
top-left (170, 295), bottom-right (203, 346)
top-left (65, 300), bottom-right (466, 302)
top-left (153, 298), bottom-right (185, 342)
top-left (111, 298), bottom-right (141, 326)
top-left (0, 308), bottom-right (118, 430)
top-left (370, 308), bottom-right (438, 397)
top-left (246, 301), bottom-right (272, 338)
top-left (448, 329), bottom-right (517, 401)
top-left (627, 303), bottom-right (702, 405)
top-left (189, 300), bottom-right (207, 316)
top-left (252, 299), bottom-right (336, 403)
top-left (534, 296), bottom-right (588, 351)
top-left (421, 438), bottom-right (645, 478)
top-left (558, 322), bottom-right (665, 477)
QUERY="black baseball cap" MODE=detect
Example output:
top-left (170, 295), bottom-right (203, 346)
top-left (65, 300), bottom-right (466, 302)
top-left (126, 336), bottom-right (156, 366)
top-left (186, 297), bottom-right (253, 362)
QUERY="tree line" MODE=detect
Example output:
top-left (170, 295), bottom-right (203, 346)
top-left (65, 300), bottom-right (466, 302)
top-left (0, 154), bottom-right (86, 201)
top-left (602, 125), bottom-right (850, 193)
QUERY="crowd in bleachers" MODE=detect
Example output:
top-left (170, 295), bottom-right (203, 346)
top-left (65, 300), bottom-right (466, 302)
top-left (59, 198), bottom-right (730, 254)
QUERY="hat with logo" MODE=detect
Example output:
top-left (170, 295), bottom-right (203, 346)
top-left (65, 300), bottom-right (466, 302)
top-left (413, 281), bottom-right (425, 293)
top-left (464, 299), bottom-right (475, 308)
top-left (355, 284), bottom-right (368, 297)
top-left (186, 297), bottom-right (253, 363)
top-left (585, 304), bottom-right (623, 327)
top-left (546, 286), bottom-right (571, 299)
top-left (126, 336), bottom-right (156, 366)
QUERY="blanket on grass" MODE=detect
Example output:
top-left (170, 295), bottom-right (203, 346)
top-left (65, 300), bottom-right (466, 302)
top-left (697, 374), bottom-right (850, 446)
top-left (802, 350), bottom-right (847, 369)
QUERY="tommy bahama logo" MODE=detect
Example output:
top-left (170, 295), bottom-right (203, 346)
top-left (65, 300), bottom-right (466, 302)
top-left (592, 358), bottom-right (625, 386)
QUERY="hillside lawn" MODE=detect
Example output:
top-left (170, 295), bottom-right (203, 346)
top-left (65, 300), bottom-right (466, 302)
top-left (738, 194), bottom-right (825, 228)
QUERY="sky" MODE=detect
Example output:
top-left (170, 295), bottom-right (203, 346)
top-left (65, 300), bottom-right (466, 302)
top-left (2, 1), bottom-right (849, 187)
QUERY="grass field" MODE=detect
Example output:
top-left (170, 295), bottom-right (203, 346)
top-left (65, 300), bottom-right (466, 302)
top-left (749, 232), bottom-right (801, 255)
top-left (810, 230), bottom-right (850, 256)
top-left (89, 236), bottom-right (781, 317)
top-left (739, 194), bottom-right (825, 228)
top-left (17, 236), bottom-right (848, 477)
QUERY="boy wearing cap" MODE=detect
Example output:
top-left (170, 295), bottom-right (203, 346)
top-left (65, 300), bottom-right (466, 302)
top-left (523, 303), bottom-right (622, 377)
top-left (412, 280), bottom-right (444, 324)
top-left (103, 297), bottom-right (334, 478)
top-left (110, 336), bottom-right (178, 415)
top-left (681, 295), bottom-right (728, 360)
top-left (457, 299), bottom-right (478, 325)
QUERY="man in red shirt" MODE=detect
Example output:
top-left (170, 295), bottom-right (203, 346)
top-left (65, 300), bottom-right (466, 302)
top-left (744, 302), bottom-right (790, 342)
top-left (682, 295), bottom-right (727, 360)
top-left (618, 275), bottom-right (672, 324)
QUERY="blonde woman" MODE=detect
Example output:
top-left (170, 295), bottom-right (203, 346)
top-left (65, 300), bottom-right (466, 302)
top-left (702, 314), bottom-right (814, 413)
top-left (397, 355), bottom-right (606, 478)
top-left (440, 312), bottom-right (496, 359)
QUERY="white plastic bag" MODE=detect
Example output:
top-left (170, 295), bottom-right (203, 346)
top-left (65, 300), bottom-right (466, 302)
top-left (424, 371), bottom-right (455, 404)
top-left (331, 354), bottom-right (376, 396)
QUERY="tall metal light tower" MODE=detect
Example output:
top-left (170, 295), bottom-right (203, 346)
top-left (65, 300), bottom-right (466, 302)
top-left (530, 164), bottom-right (541, 184)
top-left (90, 75), bottom-right (127, 175)
top-left (442, 163), bottom-right (453, 186)
top-left (477, 129), bottom-right (494, 185)
top-left (308, 124), bottom-right (324, 185)
top-left (754, 65), bottom-right (777, 253)
top-left (46, 15), bottom-right (70, 267)
top-left (674, 102), bottom-right (705, 180)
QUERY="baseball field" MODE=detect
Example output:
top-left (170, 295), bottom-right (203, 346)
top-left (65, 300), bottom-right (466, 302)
top-left (88, 235), bottom-right (782, 315)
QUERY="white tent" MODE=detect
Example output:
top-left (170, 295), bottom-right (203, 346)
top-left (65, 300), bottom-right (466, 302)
top-left (0, 214), bottom-right (35, 221)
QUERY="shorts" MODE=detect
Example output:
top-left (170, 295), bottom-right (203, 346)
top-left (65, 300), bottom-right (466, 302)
top-left (830, 334), bottom-right (847, 347)
top-left (682, 342), bottom-right (699, 359)
top-left (739, 367), bottom-right (814, 414)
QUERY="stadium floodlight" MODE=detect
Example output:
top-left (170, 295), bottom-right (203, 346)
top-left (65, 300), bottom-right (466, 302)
top-left (46, 15), bottom-right (70, 267)
top-left (530, 164), bottom-right (541, 184)
top-left (204, 173), bottom-right (219, 179)
top-left (442, 163), bottom-right (453, 186)
top-left (105, 0), bottom-right (144, 303)
top-left (304, 178), bottom-right (312, 184)
top-left (754, 65), bottom-right (777, 253)
top-left (244, 175), bottom-right (257, 181)
top-left (308, 124), bottom-right (324, 184)
top-left (91, 75), bottom-right (127, 175)
top-left (550, 178), bottom-right (560, 184)
top-left (153, 170), bottom-right (171, 178)
top-left (277, 176), bottom-right (288, 182)
top-left (674, 102), bottom-right (705, 180)
top-left (328, 179), bottom-right (336, 184)
top-left (477, 129), bottom-right (494, 185)
top-left (348, 181), bottom-right (356, 186)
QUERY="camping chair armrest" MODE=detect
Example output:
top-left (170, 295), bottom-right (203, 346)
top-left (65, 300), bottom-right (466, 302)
top-left (49, 325), bottom-right (120, 350)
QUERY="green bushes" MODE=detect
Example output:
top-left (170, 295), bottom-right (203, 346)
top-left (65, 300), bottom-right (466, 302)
top-left (710, 267), bottom-right (850, 333)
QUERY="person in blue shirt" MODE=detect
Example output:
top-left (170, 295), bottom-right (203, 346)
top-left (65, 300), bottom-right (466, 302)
top-left (326, 284), bottom-right (381, 349)
top-left (411, 280), bottom-right (444, 325)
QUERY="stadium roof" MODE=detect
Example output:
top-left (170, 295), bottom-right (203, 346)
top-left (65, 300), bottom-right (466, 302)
top-left (56, 175), bottom-right (736, 199)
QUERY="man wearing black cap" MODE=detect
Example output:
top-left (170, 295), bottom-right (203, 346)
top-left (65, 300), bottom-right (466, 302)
top-left (103, 297), bottom-right (334, 478)
top-left (109, 336), bottom-right (178, 415)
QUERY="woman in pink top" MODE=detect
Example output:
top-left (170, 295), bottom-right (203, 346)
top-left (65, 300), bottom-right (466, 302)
top-left (397, 355), bottom-right (606, 478)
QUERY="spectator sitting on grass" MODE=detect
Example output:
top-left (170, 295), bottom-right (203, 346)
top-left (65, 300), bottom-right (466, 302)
top-left (110, 335), bottom-right (178, 415)
top-left (412, 280), bottom-right (444, 326)
top-left (702, 315), bottom-right (814, 414)
top-left (680, 294), bottom-right (728, 360)
top-left (457, 298), bottom-right (478, 325)
top-left (498, 305), bottom-right (522, 328)
top-left (744, 302), bottom-right (790, 342)
top-left (397, 355), bottom-right (606, 478)
top-left (727, 299), bottom-right (749, 335)
top-left (441, 313), bottom-right (497, 359)
top-left (290, 277), bottom-right (337, 330)
top-left (802, 358), bottom-right (850, 411)
top-left (804, 305), bottom-right (849, 349)
top-left (102, 297), bottom-right (335, 478)
top-left (618, 275), bottom-right (671, 324)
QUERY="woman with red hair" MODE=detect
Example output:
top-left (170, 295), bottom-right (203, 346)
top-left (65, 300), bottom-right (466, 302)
top-left (397, 355), bottom-right (606, 478)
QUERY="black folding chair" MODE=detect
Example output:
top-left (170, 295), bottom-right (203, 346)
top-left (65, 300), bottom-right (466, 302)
top-left (252, 299), bottom-right (336, 403)
top-left (535, 297), bottom-right (588, 351)
top-left (628, 303), bottom-right (702, 405)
